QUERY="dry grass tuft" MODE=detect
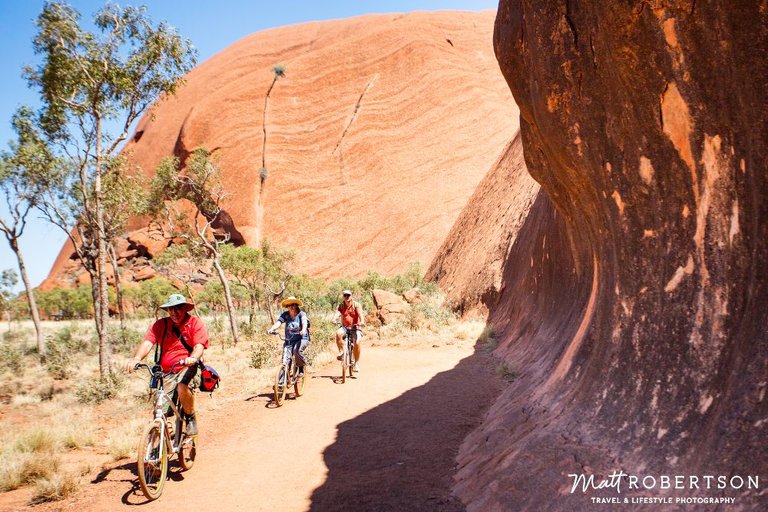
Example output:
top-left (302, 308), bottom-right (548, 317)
top-left (29, 472), bottom-right (80, 504)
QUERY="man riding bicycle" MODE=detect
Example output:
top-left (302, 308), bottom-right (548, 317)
top-left (126, 293), bottom-right (208, 437)
top-left (333, 290), bottom-right (365, 372)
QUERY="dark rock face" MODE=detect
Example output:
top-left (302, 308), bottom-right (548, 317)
top-left (456, 1), bottom-right (768, 510)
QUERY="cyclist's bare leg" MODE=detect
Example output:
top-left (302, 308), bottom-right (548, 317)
top-left (335, 327), bottom-right (346, 356)
top-left (177, 383), bottom-right (195, 416)
top-left (353, 342), bottom-right (361, 363)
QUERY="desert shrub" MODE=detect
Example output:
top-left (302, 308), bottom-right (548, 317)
top-left (304, 318), bottom-right (336, 365)
top-left (75, 372), bottom-right (122, 404)
top-left (111, 327), bottom-right (143, 356)
top-left (30, 472), bottom-right (80, 504)
top-left (44, 335), bottom-right (72, 380)
top-left (0, 341), bottom-right (24, 375)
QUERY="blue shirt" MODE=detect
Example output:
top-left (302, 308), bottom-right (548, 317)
top-left (279, 310), bottom-right (308, 343)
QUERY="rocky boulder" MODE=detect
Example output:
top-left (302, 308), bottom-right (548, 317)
top-left (371, 288), bottom-right (411, 325)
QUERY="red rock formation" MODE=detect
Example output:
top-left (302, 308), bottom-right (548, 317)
top-left (43, 10), bottom-right (518, 286)
top-left (426, 133), bottom-right (539, 314)
top-left (453, 1), bottom-right (768, 509)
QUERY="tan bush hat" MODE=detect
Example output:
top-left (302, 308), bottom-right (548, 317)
top-left (281, 296), bottom-right (303, 308)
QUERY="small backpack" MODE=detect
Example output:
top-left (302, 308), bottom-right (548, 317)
top-left (199, 365), bottom-right (221, 393)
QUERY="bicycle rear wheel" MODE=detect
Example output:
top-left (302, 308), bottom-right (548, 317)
top-left (178, 435), bottom-right (196, 470)
top-left (274, 365), bottom-right (288, 406)
top-left (137, 422), bottom-right (167, 500)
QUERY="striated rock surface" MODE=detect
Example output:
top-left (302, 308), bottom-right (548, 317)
top-left (43, 10), bottom-right (518, 287)
top-left (453, 1), bottom-right (768, 510)
top-left (426, 133), bottom-right (539, 315)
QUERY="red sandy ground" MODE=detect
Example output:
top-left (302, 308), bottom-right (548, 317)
top-left (2, 343), bottom-right (503, 512)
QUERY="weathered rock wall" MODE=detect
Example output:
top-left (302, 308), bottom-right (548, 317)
top-left (455, 1), bottom-right (768, 510)
top-left (426, 133), bottom-right (539, 315)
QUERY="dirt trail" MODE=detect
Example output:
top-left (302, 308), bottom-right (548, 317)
top-left (19, 343), bottom-right (502, 512)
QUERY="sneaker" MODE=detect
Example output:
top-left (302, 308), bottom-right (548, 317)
top-left (185, 414), bottom-right (198, 437)
top-left (354, 362), bottom-right (360, 372)
top-left (298, 368), bottom-right (305, 379)
top-left (336, 351), bottom-right (344, 361)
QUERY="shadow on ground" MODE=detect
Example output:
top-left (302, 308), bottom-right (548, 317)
top-left (309, 343), bottom-right (504, 512)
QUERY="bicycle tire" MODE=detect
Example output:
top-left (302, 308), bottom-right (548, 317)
top-left (293, 363), bottom-right (305, 397)
top-left (274, 364), bottom-right (288, 406)
top-left (178, 435), bottom-right (196, 470)
top-left (137, 422), bottom-right (167, 500)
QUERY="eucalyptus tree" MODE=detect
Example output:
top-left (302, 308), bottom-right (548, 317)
top-left (220, 241), bottom-right (295, 326)
top-left (0, 108), bottom-right (52, 356)
top-left (149, 149), bottom-right (240, 344)
top-left (23, 2), bottom-right (196, 377)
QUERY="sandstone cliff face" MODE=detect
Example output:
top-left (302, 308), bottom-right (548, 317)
top-left (455, 1), bottom-right (767, 510)
top-left (426, 133), bottom-right (539, 315)
top-left (44, 10), bottom-right (518, 286)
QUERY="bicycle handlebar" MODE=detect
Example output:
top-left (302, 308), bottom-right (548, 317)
top-left (134, 360), bottom-right (187, 377)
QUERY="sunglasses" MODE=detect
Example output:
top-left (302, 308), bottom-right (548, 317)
top-left (168, 305), bottom-right (186, 312)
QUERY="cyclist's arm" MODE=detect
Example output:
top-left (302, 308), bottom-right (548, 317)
top-left (184, 343), bottom-right (205, 366)
top-left (126, 339), bottom-right (154, 372)
top-left (331, 308), bottom-right (341, 324)
top-left (268, 319), bottom-right (283, 333)
top-left (299, 315), bottom-right (307, 337)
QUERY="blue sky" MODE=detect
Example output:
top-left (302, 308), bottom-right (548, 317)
top-left (0, 0), bottom-right (499, 291)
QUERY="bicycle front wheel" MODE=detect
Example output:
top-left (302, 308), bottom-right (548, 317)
top-left (137, 422), bottom-right (167, 500)
top-left (178, 435), bottom-right (196, 470)
top-left (274, 365), bottom-right (288, 406)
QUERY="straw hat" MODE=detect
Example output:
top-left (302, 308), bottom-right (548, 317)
top-left (280, 296), bottom-right (303, 308)
top-left (160, 293), bottom-right (195, 312)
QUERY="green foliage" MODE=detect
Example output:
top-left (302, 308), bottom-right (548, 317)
top-left (128, 278), bottom-right (177, 316)
top-left (196, 280), bottom-right (226, 313)
top-left (75, 372), bottom-right (122, 404)
top-left (36, 286), bottom-right (93, 320)
top-left (303, 318), bottom-right (335, 366)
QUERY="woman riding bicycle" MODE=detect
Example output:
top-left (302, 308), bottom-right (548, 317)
top-left (268, 296), bottom-right (309, 378)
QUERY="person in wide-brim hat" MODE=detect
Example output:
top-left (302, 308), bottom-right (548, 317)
top-left (160, 293), bottom-right (195, 312)
top-left (126, 292), bottom-right (208, 438)
top-left (269, 296), bottom-right (309, 377)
